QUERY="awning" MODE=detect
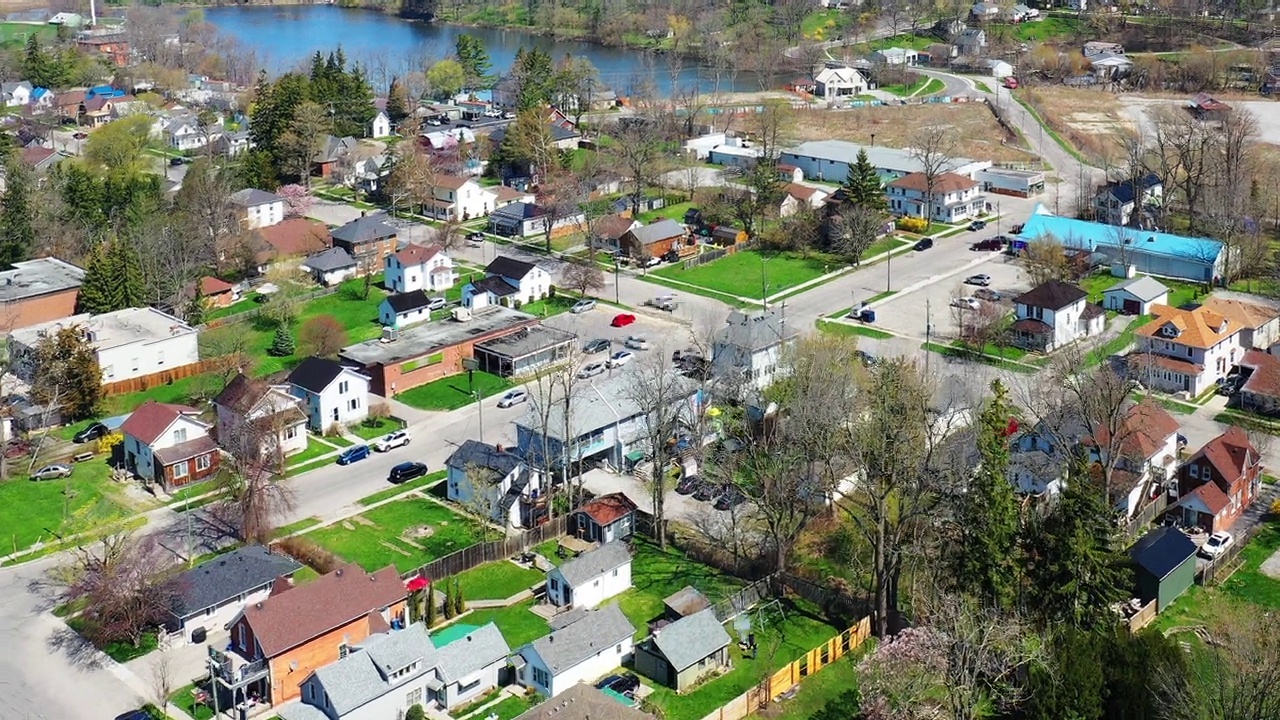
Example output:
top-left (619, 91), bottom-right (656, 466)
top-left (625, 450), bottom-right (645, 462)
top-left (425, 676), bottom-right (444, 691)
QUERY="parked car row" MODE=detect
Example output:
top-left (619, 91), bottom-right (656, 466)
top-left (676, 474), bottom-right (748, 511)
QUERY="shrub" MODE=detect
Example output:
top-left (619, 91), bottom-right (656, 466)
top-left (268, 323), bottom-right (295, 357)
top-left (895, 216), bottom-right (928, 233)
top-left (405, 704), bottom-right (425, 720)
top-left (326, 421), bottom-right (344, 438)
top-left (97, 431), bottom-right (124, 456)
top-left (299, 314), bottom-right (348, 358)
top-left (273, 536), bottom-right (339, 574)
top-left (1271, 498), bottom-right (1280, 516)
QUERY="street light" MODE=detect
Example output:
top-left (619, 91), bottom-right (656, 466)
top-left (614, 255), bottom-right (621, 305)
top-left (463, 357), bottom-right (484, 442)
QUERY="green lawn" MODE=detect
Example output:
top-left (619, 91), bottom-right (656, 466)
top-left (285, 437), bottom-right (337, 469)
top-left (922, 342), bottom-right (1036, 374)
top-left (614, 536), bottom-right (747, 632)
top-left (1153, 518), bottom-right (1280, 634)
top-left (358, 470), bottom-right (447, 507)
top-left (1086, 314), bottom-right (1151, 367)
top-left (637, 201), bottom-right (695, 225)
top-left (880, 75), bottom-right (931, 97)
top-left (816, 320), bottom-right (893, 339)
top-left (518, 295), bottom-right (579, 318)
top-left (652, 250), bottom-right (836, 300)
top-left (449, 688), bottom-right (503, 718)
top-left (478, 694), bottom-right (539, 720)
top-left (861, 33), bottom-right (935, 52)
top-left (973, 80), bottom-right (993, 94)
top-left (952, 339), bottom-right (1029, 361)
top-left (66, 617), bottom-right (158, 663)
top-left (395, 371), bottom-right (513, 411)
top-left (0, 22), bottom-right (55, 47)
top-left (306, 497), bottom-right (483, 573)
top-left (864, 236), bottom-right (908, 260)
top-left (1007, 15), bottom-right (1083, 42)
top-left (455, 599), bottom-right (550, 647)
top-left (204, 293), bottom-right (261, 322)
top-left (349, 416), bottom-right (407, 441)
top-left (918, 78), bottom-right (945, 96)
top-left (453, 560), bottom-right (545, 601)
top-left (0, 460), bottom-right (131, 556)
top-left (169, 682), bottom-right (215, 720)
top-left (748, 646), bottom-right (872, 719)
top-left (533, 539), bottom-right (565, 566)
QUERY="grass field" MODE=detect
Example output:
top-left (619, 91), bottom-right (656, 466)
top-left (66, 617), bottom-right (158, 663)
top-left (0, 22), bottom-right (56, 47)
top-left (816, 321), bottom-right (893, 339)
top-left (519, 295), bottom-right (579, 318)
top-left (1153, 517), bottom-right (1280, 634)
top-left (614, 536), bottom-right (747, 632)
top-left (652, 250), bottom-right (835, 300)
top-left (358, 470), bottom-right (446, 507)
top-left (453, 560), bottom-right (545, 601)
top-left (307, 497), bottom-right (483, 573)
top-left (456, 599), bottom-right (550, 648)
top-left (790, 104), bottom-right (1035, 164)
top-left (637, 200), bottom-right (695, 225)
top-left (0, 460), bottom-right (132, 556)
top-left (881, 75), bottom-right (931, 97)
top-left (800, 9), bottom-right (844, 40)
top-left (477, 695), bottom-right (539, 720)
top-left (748, 644), bottom-right (873, 719)
top-left (395, 371), bottom-right (513, 411)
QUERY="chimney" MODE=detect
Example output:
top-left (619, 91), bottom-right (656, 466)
top-left (495, 443), bottom-right (504, 453)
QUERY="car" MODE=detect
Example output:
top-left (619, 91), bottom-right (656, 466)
top-left (337, 445), bottom-right (371, 465)
top-left (388, 461), bottom-right (428, 484)
top-left (497, 389), bottom-right (529, 408)
top-left (169, 157), bottom-right (184, 166)
top-left (577, 361), bottom-right (607, 379)
top-left (856, 350), bottom-right (877, 366)
top-left (968, 220), bottom-right (987, 231)
top-left (624, 336), bottom-right (650, 350)
top-left (964, 274), bottom-right (992, 287)
top-left (607, 350), bottom-right (634, 368)
top-left (974, 288), bottom-right (1002, 302)
top-left (571, 299), bottom-right (596, 314)
top-left (1200, 531), bottom-right (1234, 558)
top-left (73, 422), bottom-right (110, 444)
top-left (609, 674), bottom-right (641, 694)
top-left (642, 256), bottom-right (662, 268)
top-left (584, 338), bottom-right (611, 354)
top-left (466, 231), bottom-right (485, 246)
top-left (425, 117), bottom-right (443, 126)
top-left (952, 296), bottom-right (980, 310)
top-left (611, 313), bottom-right (636, 327)
top-left (502, 111), bottom-right (516, 119)
top-left (370, 430), bottom-right (410, 452)
top-left (693, 481), bottom-right (721, 501)
top-left (971, 237), bottom-right (1005, 251)
top-left (31, 464), bottom-right (72, 481)
top-left (72, 131), bottom-right (88, 140)
top-left (714, 485), bottom-right (747, 511)
top-left (675, 474), bottom-right (701, 495)
top-left (115, 711), bottom-right (153, 720)
top-left (595, 674), bottom-right (625, 690)
top-left (914, 237), bottom-right (934, 251)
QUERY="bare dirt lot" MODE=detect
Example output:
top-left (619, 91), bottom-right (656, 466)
top-left (1118, 94), bottom-right (1280, 147)
top-left (791, 102), bottom-right (1039, 164)
top-left (1020, 86), bottom-right (1137, 165)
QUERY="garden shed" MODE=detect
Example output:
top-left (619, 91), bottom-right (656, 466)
top-left (1130, 526), bottom-right (1197, 612)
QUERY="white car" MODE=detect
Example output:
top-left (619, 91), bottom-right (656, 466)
top-left (624, 336), bottom-right (651, 350)
top-left (497, 389), bottom-right (528, 408)
top-left (31, 464), bottom-right (72, 481)
top-left (370, 430), bottom-right (411, 452)
top-left (951, 296), bottom-right (980, 310)
top-left (1199, 531), bottom-right (1234, 559)
top-left (577, 361), bottom-right (607, 379)
top-left (607, 350), bottom-right (634, 368)
top-left (571, 299), bottom-right (596, 314)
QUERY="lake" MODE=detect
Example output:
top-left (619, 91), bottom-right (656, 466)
top-left (204, 5), bottom-right (755, 95)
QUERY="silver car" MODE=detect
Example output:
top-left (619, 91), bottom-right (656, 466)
top-left (571, 299), bottom-right (596, 314)
top-left (31, 464), bottom-right (72, 481)
top-left (497, 389), bottom-right (528, 408)
top-left (577, 361), bottom-right (607, 379)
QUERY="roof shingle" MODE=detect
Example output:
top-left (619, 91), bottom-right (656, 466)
top-left (650, 608), bottom-right (731, 671)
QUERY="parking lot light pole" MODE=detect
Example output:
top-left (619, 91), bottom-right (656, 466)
top-left (614, 256), bottom-right (621, 305)
top-left (464, 358), bottom-right (483, 442)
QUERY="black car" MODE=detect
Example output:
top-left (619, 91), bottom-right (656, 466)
top-left (675, 474), bottom-right (701, 495)
top-left (73, 422), bottom-right (110, 444)
top-left (114, 711), bottom-right (152, 720)
top-left (693, 481), bottom-right (720, 501)
top-left (856, 350), bottom-right (877, 366)
top-left (584, 338), bottom-right (610, 354)
top-left (388, 461), bottom-right (428, 484)
top-left (968, 220), bottom-right (987, 231)
top-left (714, 485), bottom-right (747, 511)
top-left (595, 674), bottom-right (625, 690)
top-left (914, 237), bottom-right (934, 251)
top-left (169, 157), bottom-right (184, 166)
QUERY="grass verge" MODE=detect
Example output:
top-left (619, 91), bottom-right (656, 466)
top-left (358, 470), bottom-right (447, 507)
top-left (816, 321), bottom-right (893, 339)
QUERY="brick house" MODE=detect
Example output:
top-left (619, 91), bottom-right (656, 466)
top-left (1082, 399), bottom-right (1181, 518)
top-left (1176, 426), bottom-right (1263, 533)
top-left (619, 219), bottom-right (687, 260)
top-left (221, 564), bottom-right (408, 707)
top-left (0, 258), bottom-right (85, 331)
top-left (119, 400), bottom-right (220, 492)
top-left (330, 213), bottom-right (399, 272)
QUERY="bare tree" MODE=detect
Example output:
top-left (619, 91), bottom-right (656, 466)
top-left (608, 120), bottom-right (665, 216)
top-left (62, 531), bottom-right (179, 650)
top-left (150, 645), bottom-right (175, 718)
top-left (909, 126), bottom-right (958, 228)
top-left (217, 417), bottom-right (297, 544)
top-left (1157, 604), bottom-right (1280, 720)
top-left (624, 348), bottom-right (696, 550)
top-left (560, 260), bottom-right (605, 298)
top-left (1022, 234), bottom-right (1073, 287)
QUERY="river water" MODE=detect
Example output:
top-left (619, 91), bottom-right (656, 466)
top-left (204, 5), bottom-right (755, 95)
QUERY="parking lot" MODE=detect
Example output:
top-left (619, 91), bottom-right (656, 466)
top-left (871, 250), bottom-right (1031, 340)
top-left (542, 305), bottom-right (694, 361)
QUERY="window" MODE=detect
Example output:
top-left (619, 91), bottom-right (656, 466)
top-left (549, 578), bottom-right (558, 591)
top-left (406, 688), bottom-right (423, 706)
top-left (284, 425), bottom-right (298, 440)
top-left (196, 454), bottom-right (211, 471)
top-left (131, 357), bottom-right (139, 372)
top-left (1190, 464), bottom-right (1199, 478)
top-left (616, 644), bottom-right (622, 654)
top-left (172, 461), bottom-right (189, 479)
top-left (174, 428), bottom-right (188, 443)
top-left (307, 685), bottom-right (313, 702)
top-left (157, 350), bottom-right (164, 366)
top-left (339, 380), bottom-right (349, 394)
top-left (532, 666), bottom-right (550, 688)
top-left (612, 568), bottom-right (618, 577)
top-left (458, 677), bottom-right (482, 693)
top-left (348, 398), bottom-right (361, 411)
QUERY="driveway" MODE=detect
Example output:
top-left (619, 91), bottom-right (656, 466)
top-left (306, 199), bottom-right (364, 227)
top-left (869, 250), bottom-right (1030, 340)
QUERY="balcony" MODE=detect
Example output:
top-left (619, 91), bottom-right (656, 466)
top-left (209, 646), bottom-right (270, 688)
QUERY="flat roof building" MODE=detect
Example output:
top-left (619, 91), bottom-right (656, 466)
top-left (779, 140), bottom-right (991, 184)
top-left (0, 257), bottom-right (86, 330)
top-left (473, 324), bottom-right (577, 378)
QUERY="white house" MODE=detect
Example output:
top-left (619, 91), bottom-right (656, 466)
top-left (1103, 275), bottom-right (1170, 315)
top-left (213, 372), bottom-right (309, 462)
top-left (462, 256), bottom-right (552, 310)
top-left (379, 291), bottom-right (434, 330)
top-left (886, 172), bottom-right (985, 223)
top-left (423, 176), bottom-right (496, 222)
top-left (1134, 304), bottom-right (1244, 396)
top-left (230, 188), bottom-right (286, 230)
top-left (445, 439), bottom-right (546, 529)
top-left (2, 81), bottom-right (32, 107)
top-left (165, 545), bottom-right (302, 645)
top-left (971, 1), bottom-right (1001, 18)
top-left (286, 356), bottom-right (371, 432)
top-left (711, 309), bottom-right (801, 394)
top-left (870, 47), bottom-right (919, 66)
top-left (1006, 3), bottom-right (1039, 20)
top-left (955, 27), bottom-right (987, 56)
top-left (286, 622), bottom-right (510, 720)
top-left (1093, 174), bottom-right (1163, 226)
top-left (8, 307), bottom-right (200, 385)
top-left (546, 542), bottom-right (632, 609)
top-left (1201, 297), bottom-right (1280, 350)
top-left (385, 243), bottom-right (456, 294)
top-left (1011, 280), bottom-right (1105, 353)
top-left (814, 66), bottom-right (873, 100)
top-left (780, 183), bottom-right (830, 217)
top-left (1083, 399), bottom-right (1182, 518)
top-left (517, 604), bottom-right (636, 699)
top-left (302, 247), bottom-right (359, 287)
top-left (120, 400), bottom-right (220, 492)
top-left (369, 110), bottom-right (391, 139)
top-left (163, 115), bottom-right (222, 152)
top-left (488, 202), bottom-right (585, 239)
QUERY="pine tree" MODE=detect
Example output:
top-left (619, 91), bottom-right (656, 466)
top-left (842, 149), bottom-right (887, 211)
top-left (268, 323), bottom-right (295, 357)
top-left (184, 291), bottom-right (207, 326)
top-left (386, 77), bottom-right (409, 123)
top-left (111, 239), bottom-right (145, 309)
top-left (455, 34), bottom-right (492, 89)
top-left (949, 379), bottom-right (1022, 609)
top-left (76, 243), bottom-right (115, 314)
top-left (424, 585), bottom-right (437, 627)
top-left (0, 150), bottom-right (35, 267)
top-left (442, 583), bottom-right (455, 619)
top-left (452, 578), bottom-right (464, 615)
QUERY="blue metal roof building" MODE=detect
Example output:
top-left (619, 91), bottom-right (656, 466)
top-left (1019, 206), bottom-right (1223, 283)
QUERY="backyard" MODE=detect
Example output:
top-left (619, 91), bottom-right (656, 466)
top-left (395, 370), bottom-right (513, 411)
top-left (306, 497), bottom-right (484, 573)
top-left (614, 536), bottom-right (747, 631)
top-left (1152, 517), bottom-right (1280, 634)
top-left (451, 599), bottom-right (550, 648)
top-left (1077, 272), bottom-right (1205, 309)
top-left (453, 560), bottom-right (544, 601)
top-left (0, 459), bottom-right (133, 556)
top-left (651, 250), bottom-right (838, 300)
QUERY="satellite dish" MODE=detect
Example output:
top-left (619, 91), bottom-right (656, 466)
top-left (734, 614), bottom-right (752, 636)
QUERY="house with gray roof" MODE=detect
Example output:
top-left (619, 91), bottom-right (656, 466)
top-left (711, 308), bottom-right (800, 394)
top-left (546, 541), bottom-right (632, 609)
top-left (445, 439), bottom-right (546, 529)
top-left (301, 247), bottom-right (358, 287)
top-left (1103, 275), bottom-right (1170, 315)
top-left (515, 603), bottom-right (636, 699)
top-left (283, 621), bottom-right (510, 720)
top-left (634, 608), bottom-right (732, 692)
top-left (165, 545), bottom-right (302, 644)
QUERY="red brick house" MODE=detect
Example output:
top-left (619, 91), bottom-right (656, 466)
top-left (120, 400), bottom-right (221, 492)
top-left (1176, 426), bottom-right (1263, 532)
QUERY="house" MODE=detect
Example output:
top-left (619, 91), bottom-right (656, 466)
top-left (196, 276), bottom-right (238, 308)
top-left (515, 683), bottom-right (658, 720)
top-left (570, 492), bottom-right (638, 544)
top-left (313, 135), bottom-right (359, 177)
top-left (488, 122), bottom-right (581, 153)
top-left (814, 66), bottom-right (873, 100)
top-left (955, 27), bottom-right (987, 56)
top-left (781, 184), bottom-right (830, 217)
top-left (120, 400), bottom-right (220, 492)
top-left (163, 115), bottom-right (221, 151)
top-left (1084, 42), bottom-right (1126, 57)
top-left (516, 603), bottom-right (636, 698)
top-left (1010, 280), bottom-right (1105, 353)
top-left (1082, 399), bottom-right (1181, 517)
top-left (546, 542), bottom-right (632, 609)
top-left (379, 291), bottom-right (435, 330)
top-left (302, 247), bottom-right (359, 287)
top-left (886, 172), bottom-right (985, 223)
top-left (330, 213), bottom-right (399, 270)
top-left (385, 244), bottom-right (455, 294)
top-left (53, 90), bottom-right (86, 121)
top-left (870, 47), bottom-right (919, 66)
top-left (1088, 52), bottom-right (1134, 80)
top-left (1093, 174), bottom-right (1163, 226)
top-left (47, 11), bottom-right (85, 26)
top-left (1200, 297), bottom-right (1280, 349)
top-left (491, 184), bottom-right (535, 209)
top-left (2, 81), bottom-right (31, 107)
top-left (217, 130), bottom-right (251, 157)
top-left (248, 218), bottom-right (332, 272)
top-left (590, 214), bottom-right (642, 253)
top-left (1130, 527), bottom-right (1197, 612)
top-left (1006, 3), bottom-right (1039, 20)
top-left (663, 587), bottom-right (710, 620)
top-left (166, 545), bottom-right (302, 644)
top-left (1176, 426), bottom-right (1263, 533)
top-left (619, 219), bottom-right (688, 260)
top-left (1103, 276), bottom-right (1170, 315)
top-left (77, 34), bottom-right (129, 67)
top-left (0, 257), bottom-right (85, 331)
top-left (421, 175), bottom-right (495, 222)
top-left (8, 306), bottom-right (200, 385)
top-left (214, 373), bottom-right (309, 463)
top-left (221, 564), bottom-right (408, 706)
top-left (1133, 305), bottom-right (1243, 396)
top-left (231, 189), bottom-right (286, 230)
top-left (971, 1), bottom-right (1002, 18)
top-left (633, 608), bottom-right (731, 693)
top-left (287, 357), bottom-right (372, 432)
top-left (445, 439), bottom-right (547, 528)
top-left (1236, 349), bottom-right (1280, 416)
top-left (976, 167), bottom-right (1044, 197)
top-left (778, 141), bottom-right (990, 185)
top-left (488, 202), bottom-right (585, 239)
top-left (711, 309), bottom-right (801, 393)
top-left (461, 256), bottom-right (552, 310)
top-left (351, 155), bottom-right (388, 194)
top-left (369, 109), bottom-right (391, 139)
top-left (284, 622), bottom-right (510, 719)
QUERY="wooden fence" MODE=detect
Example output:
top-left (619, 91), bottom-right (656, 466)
top-left (399, 515), bottom-right (569, 582)
top-left (681, 240), bottom-right (757, 270)
top-left (696, 616), bottom-right (873, 720)
top-left (709, 575), bottom-right (775, 623)
top-left (101, 359), bottom-right (225, 396)
top-left (1122, 493), bottom-right (1171, 540)
top-left (1197, 519), bottom-right (1263, 586)
top-left (200, 285), bottom-right (339, 330)
top-left (1126, 600), bottom-right (1158, 633)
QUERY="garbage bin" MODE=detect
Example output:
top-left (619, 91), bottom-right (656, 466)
top-left (861, 309), bottom-right (876, 323)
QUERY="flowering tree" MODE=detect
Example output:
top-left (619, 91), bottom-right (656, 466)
top-left (858, 627), bottom-right (950, 720)
top-left (277, 183), bottom-right (313, 219)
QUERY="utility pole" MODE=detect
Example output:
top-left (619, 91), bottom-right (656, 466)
top-left (463, 358), bottom-right (483, 442)
top-left (761, 256), bottom-right (770, 310)
top-left (924, 298), bottom-right (932, 377)
top-left (614, 255), bottom-right (621, 305)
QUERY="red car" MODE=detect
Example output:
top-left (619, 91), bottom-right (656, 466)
top-left (611, 313), bottom-right (637, 327)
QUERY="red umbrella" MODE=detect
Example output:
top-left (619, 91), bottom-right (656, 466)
top-left (405, 576), bottom-right (429, 592)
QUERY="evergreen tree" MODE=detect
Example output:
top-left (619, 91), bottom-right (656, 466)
top-left (60, 162), bottom-right (107, 230)
top-left (184, 291), bottom-right (206, 326)
top-left (268, 323), bottom-right (295, 357)
top-left (454, 34), bottom-right (492, 89)
top-left (1025, 627), bottom-right (1106, 720)
top-left (110, 239), bottom-right (145, 309)
top-left (452, 579), bottom-right (464, 615)
top-left (424, 585), bottom-right (437, 627)
top-left (0, 150), bottom-right (35, 267)
top-left (33, 326), bottom-right (102, 420)
top-left (442, 582), bottom-right (455, 619)
top-left (386, 76), bottom-right (410, 123)
top-left (949, 379), bottom-right (1022, 609)
top-left (1023, 455), bottom-right (1133, 630)
top-left (76, 243), bottom-right (114, 314)
top-left (513, 47), bottom-right (555, 110)
top-left (842, 149), bottom-right (887, 211)
top-left (23, 36), bottom-right (50, 90)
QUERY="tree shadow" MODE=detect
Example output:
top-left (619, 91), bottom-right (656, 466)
top-left (45, 624), bottom-right (106, 670)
